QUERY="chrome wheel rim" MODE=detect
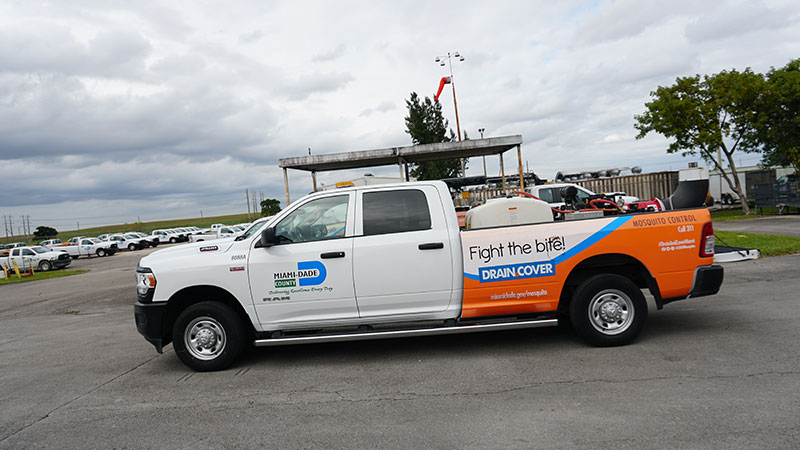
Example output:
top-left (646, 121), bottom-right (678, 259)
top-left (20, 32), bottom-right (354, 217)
top-left (184, 316), bottom-right (227, 360)
top-left (588, 289), bottom-right (634, 335)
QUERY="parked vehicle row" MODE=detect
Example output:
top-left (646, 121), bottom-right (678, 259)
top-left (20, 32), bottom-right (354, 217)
top-left (5, 223), bottom-right (252, 258)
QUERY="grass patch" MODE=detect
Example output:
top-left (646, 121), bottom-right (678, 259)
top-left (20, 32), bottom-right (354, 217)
top-left (0, 269), bottom-right (89, 285)
top-left (715, 230), bottom-right (800, 257)
top-left (710, 206), bottom-right (789, 222)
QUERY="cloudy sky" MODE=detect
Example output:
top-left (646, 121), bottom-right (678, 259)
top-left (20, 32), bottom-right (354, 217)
top-left (1, 0), bottom-right (798, 235)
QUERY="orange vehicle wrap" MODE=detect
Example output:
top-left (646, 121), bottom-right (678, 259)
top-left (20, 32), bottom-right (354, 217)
top-left (460, 209), bottom-right (713, 318)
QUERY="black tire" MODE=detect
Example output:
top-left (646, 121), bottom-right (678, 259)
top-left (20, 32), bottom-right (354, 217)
top-left (128, 243), bottom-right (137, 251)
top-left (172, 301), bottom-right (246, 372)
top-left (39, 260), bottom-right (52, 272)
top-left (169, 237), bottom-right (176, 244)
top-left (569, 274), bottom-right (647, 347)
top-left (96, 248), bottom-right (106, 257)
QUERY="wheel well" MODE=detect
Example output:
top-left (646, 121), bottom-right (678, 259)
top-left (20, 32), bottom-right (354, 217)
top-left (558, 253), bottom-right (658, 314)
top-left (162, 285), bottom-right (254, 344)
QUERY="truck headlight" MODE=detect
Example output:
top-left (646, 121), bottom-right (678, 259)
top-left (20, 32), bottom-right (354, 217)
top-left (136, 267), bottom-right (157, 302)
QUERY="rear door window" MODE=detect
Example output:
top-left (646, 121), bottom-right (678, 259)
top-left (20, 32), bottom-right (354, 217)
top-left (362, 190), bottom-right (431, 236)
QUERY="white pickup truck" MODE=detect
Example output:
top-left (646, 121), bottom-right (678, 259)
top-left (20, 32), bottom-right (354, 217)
top-left (151, 229), bottom-right (186, 244)
top-left (106, 233), bottom-right (149, 251)
top-left (1, 245), bottom-right (72, 272)
top-left (526, 183), bottom-right (639, 208)
top-left (57, 237), bottom-right (119, 258)
top-left (134, 181), bottom-right (723, 371)
top-left (187, 226), bottom-right (237, 243)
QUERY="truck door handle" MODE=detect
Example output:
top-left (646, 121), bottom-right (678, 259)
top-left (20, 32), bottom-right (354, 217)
top-left (418, 242), bottom-right (444, 250)
top-left (320, 251), bottom-right (345, 259)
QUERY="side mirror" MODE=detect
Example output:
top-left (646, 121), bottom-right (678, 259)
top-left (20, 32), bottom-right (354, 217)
top-left (258, 227), bottom-right (276, 248)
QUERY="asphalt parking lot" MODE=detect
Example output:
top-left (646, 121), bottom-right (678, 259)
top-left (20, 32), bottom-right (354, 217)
top-left (1, 245), bottom-right (799, 449)
top-left (714, 215), bottom-right (800, 237)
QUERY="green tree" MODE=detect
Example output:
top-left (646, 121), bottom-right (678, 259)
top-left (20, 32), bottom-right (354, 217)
top-left (33, 226), bottom-right (58, 239)
top-left (758, 59), bottom-right (800, 173)
top-left (635, 68), bottom-right (767, 214)
top-left (260, 198), bottom-right (282, 217)
top-left (404, 92), bottom-right (465, 180)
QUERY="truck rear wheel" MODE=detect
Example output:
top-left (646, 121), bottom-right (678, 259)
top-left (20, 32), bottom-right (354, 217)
top-left (172, 301), bottom-right (246, 372)
top-left (569, 274), bottom-right (647, 347)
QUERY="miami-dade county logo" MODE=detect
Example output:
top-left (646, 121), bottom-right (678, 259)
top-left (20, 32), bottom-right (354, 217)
top-left (274, 261), bottom-right (326, 288)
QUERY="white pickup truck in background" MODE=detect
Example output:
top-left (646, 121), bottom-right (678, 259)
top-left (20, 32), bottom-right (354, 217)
top-left (106, 233), bottom-right (149, 251)
top-left (134, 181), bottom-right (722, 372)
top-left (526, 183), bottom-right (638, 208)
top-left (151, 229), bottom-right (185, 244)
top-left (1, 245), bottom-right (72, 272)
top-left (57, 237), bottom-right (119, 258)
top-left (187, 226), bottom-right (238, 243)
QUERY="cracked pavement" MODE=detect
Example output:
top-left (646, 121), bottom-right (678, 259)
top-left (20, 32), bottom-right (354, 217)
top-left (1, 247), bottom-right (799, 449)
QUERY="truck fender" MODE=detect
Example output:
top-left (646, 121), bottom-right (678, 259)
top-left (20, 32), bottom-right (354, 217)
top-left (557, 253), bottom-right (661, 314)
top-left (161, 285), bottom-right (256, 346)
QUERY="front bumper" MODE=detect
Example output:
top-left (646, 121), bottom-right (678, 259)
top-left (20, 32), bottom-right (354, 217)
top-left (53, 258), bottom-right (71, 269)
top-left (690, 265), bottom-right (724, 298)
top-left (134, 301), bottom-right (168, 353)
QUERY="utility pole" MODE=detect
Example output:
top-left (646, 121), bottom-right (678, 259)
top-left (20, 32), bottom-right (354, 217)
top-left (435, 51), bottom-right (466, 176)
top-left (246, 189), bottom-right (251, 221)
top-left (3, 215), bottom-right (13, 242)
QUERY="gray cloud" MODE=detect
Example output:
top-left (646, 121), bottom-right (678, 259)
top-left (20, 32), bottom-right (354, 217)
top-left (359, 101), bottom-right (396, 117)
top-left (312, 44), bottom-right (347, 62)
top-left (685, 2), bottom-right (796, 43)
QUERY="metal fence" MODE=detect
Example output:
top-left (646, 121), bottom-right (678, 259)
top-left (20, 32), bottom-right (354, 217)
top-left (574, 171), bottom-right (679, 200)
top-left (754, 182), bottom-right (800, 211)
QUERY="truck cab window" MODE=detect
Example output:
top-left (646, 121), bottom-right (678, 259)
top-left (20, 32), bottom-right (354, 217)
top-left (538, 189), bottom-right (554, 203)
top-left (274, 195), bottom-right (349, 244)
top-left (362, 190), bottom-right (431, 235)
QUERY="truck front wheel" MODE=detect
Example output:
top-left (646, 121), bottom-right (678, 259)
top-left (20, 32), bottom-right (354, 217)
top-left (172, 301), bottom-right (246, 372)
top-left (569, 274), bottom-right (647, 347)
top-left (39, 260), bottom-right (52, 272)
top-left (97, 248), bottom-right (106, 257)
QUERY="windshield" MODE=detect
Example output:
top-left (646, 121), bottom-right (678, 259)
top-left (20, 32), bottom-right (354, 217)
top-left (124, 234), bottom-right (139, 239)
top-left (237, 218), bottom-right (271, 241)
top-left (31, 246), bottom-right (49, 254)
top-left (89, 238), bottom-right (102, 243)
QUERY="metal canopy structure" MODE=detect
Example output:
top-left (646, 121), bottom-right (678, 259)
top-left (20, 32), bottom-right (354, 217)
top-left (277, 135), bottom-right (524, 205)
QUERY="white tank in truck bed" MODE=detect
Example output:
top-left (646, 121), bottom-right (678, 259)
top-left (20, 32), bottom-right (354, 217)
top-left (465, 196), bottom-right (553, 229)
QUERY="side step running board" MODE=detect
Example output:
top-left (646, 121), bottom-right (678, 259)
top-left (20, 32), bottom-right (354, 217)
top-left (254, 318), bottom-right (558, 347)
